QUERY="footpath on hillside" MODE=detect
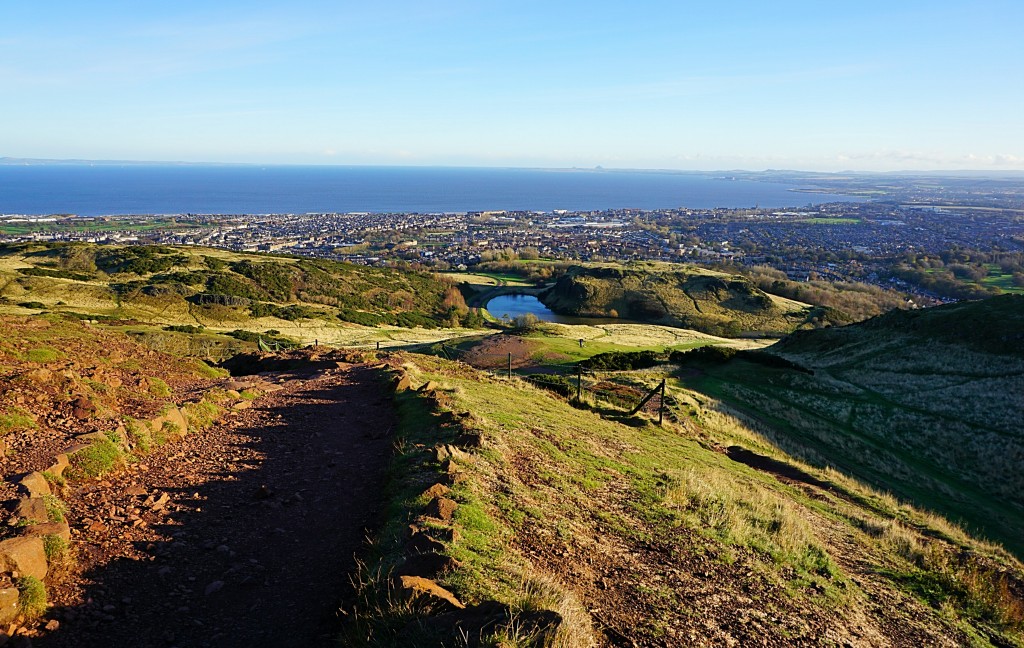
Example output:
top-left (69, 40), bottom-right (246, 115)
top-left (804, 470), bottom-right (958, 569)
top-left (33, 361), bottom-right (394, 648)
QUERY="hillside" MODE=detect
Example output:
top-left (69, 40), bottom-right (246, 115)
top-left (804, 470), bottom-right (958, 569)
top-left (680, 295), bottom-right (1024, 556)
top-left (540, 262), bottom-right (816, 336)
top-left (350, 353), bottom-right (1024, 647)
top-left (0, 242), bottom-right (481, 343)
top-left (3, 308), bottom-right (1024, 645)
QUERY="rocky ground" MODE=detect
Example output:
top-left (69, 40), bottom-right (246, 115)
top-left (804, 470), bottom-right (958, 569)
top-left (30, 362), bottom-right (394, 647)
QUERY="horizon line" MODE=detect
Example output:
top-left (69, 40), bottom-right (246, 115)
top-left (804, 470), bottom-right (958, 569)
top-left (3, 156), bottom-right (1024, 177)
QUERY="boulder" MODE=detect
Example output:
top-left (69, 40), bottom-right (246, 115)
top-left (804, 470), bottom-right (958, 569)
top-left (0, 587), bottom-right (18, 625)
top-left (75, 431), bottom-right (112, 444)
top-left (149, 406), bottom-right (188, 439)
top-left (395, 552), bottom-right (461, 579)
top-left (425, 497), bottom-right (458, 523)
top-left (421, 483), bottom-right (451, 500)
top-left (13, 498), bottom-right (49, 525)
top-left (392, 372), bottom-right (412, 393)
top-left (0, 537), bottom-right (48, 580)
top-left (398, 575), bottom-right (464, 610)
top-left (21, 520), bottom-right (72, 544)
top-left (46, 454), bottom-right (70, 478)
top-left (16, 472), bottom-right (51, 498)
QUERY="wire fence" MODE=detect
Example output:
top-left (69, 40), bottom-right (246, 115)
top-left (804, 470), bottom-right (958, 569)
top-left (419, 342), bottom-right (671, 425)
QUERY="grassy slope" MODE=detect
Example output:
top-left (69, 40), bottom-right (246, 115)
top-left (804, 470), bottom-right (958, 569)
top-left (364, 353), bottom-right (1024, 647)
top-left (0, 242), bottom-right (476, 346)
top-left (682, 295), bottom-right (1024, 556)
top-left (541, 261), bottom-right (812, 336)
top-left (431, 323), bottom-right (769, 373)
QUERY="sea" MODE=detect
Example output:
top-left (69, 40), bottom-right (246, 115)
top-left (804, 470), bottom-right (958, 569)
top-left (0, 164), bottom-right (860, 217)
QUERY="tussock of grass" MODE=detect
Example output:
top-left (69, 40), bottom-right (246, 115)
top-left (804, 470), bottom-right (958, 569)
top-left (66, 438), bottom-right (124, 481)
top-left (24, 347), bottom-right (61, 363)
top-left (125, 417), bottom-right (152, 454)
top-left (192, 359), bottom-right (229, 379)
top-left (43, 534), bottom-right (69, 563)
top-left (148, 377), bottom-right (171, 397)
top-left (17, 576), bottom-right (46, 618)
top-left (42, 494), bottom-right (68, 523)
top-left (182, 399), bottom-right (223, 431)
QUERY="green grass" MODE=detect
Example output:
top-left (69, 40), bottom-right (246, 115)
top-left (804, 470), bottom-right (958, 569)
top-left (682, 344), bottom-right (1024, 559)
top-left (386, 353), bottom-right (1024, 644)
top-left (24, 347), bottom-right (62, 363)
top-left (404, 356), bottom-right (845, 601)
top-left (17, 576), bottom-right (47, 618)
top-left (191, 359), bottom-right (230, 379)
top-left (42, 494), bottom-right (68, 523)
top-left (148, 377), bottom-right (171, 398)
top-left (0, 407), bottom-right (37, 436)
top-left (795, 217), bottom-right (861, 225)
top-left (980, 266), bottom-right (1024, 295)
top-left (182, 398), bottom-right (223, 431)
top-left (65, 438), bottom-right (125, 481)
top-left (43, 534), bottom-right (69, 563)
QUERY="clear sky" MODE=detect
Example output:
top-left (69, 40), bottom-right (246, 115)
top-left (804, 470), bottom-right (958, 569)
top-left (2, 1), bottom-right (1022, 171)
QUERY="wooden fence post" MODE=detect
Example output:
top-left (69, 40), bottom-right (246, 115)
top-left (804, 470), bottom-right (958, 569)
top-left (659, 379), bottom-right (666, 425)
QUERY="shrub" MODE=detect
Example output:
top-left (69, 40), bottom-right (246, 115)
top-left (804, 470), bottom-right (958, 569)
top-left (669, 345), bottom-right (738, 365)
top-left (581, 350), bottom-right (663, 371)
top-left (524, 374), bottom-right (575, 397)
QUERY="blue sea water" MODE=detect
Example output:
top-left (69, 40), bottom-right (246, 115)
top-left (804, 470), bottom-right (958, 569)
top-left (0, 164), bottom-right (859, 216)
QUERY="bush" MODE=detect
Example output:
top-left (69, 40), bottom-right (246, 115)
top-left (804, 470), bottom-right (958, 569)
top-left (164, 324), bottom-right (205, 334)
top-left (581, 350), bottom-right (663, 372)
top-left (669, 345), bottom-right (738, 365)
top-left (525, 374), bottom-right (576, 397)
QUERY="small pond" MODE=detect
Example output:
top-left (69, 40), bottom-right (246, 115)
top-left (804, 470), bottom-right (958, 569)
top-left (484, 294), bottom-right (625, 326)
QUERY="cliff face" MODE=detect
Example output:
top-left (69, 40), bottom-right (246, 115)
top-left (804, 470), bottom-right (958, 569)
top-left (540, 263), bottom-right (808, 336)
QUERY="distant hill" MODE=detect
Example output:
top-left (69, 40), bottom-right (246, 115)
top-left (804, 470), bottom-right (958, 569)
top-left (0, 242), bottom-right (480, 332)
top-left (541, 262), bottom-right (815, 336)
top-left (684, 294), bottom-right (1024, 555)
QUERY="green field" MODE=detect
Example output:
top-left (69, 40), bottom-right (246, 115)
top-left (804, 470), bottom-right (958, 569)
top-left (981, 265), bottom-right (1024, 294)
top-left (794, 217), bottom-right (861, 225)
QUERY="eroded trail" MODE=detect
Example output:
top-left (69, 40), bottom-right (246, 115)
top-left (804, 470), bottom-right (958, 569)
top-left (36, 363), bottom-right (394, 648)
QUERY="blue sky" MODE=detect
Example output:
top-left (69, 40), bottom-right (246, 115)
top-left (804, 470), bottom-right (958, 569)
top-left (2, 1), bottom-right (1022, 171)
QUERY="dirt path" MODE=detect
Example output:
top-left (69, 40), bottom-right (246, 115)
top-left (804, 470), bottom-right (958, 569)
top-left (35, 363), bottom-right (394, 648)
